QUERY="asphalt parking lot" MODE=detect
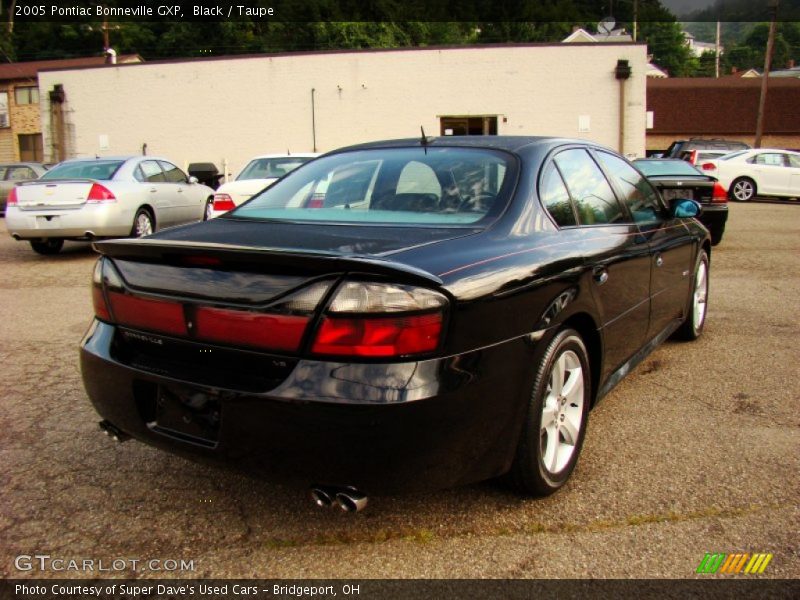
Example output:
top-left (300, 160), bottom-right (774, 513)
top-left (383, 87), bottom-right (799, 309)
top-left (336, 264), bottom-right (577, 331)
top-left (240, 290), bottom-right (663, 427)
top-left (0, 202), bottom-right (798, 580)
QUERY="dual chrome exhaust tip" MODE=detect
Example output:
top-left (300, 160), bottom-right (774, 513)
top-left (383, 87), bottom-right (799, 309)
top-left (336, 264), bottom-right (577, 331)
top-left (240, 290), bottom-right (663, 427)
top-left (310, 485), bottom-right (368, 513)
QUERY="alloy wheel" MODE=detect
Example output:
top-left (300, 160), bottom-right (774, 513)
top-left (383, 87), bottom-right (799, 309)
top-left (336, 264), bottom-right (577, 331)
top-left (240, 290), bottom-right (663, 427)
top-left (135, 211), bottom-right (153, 237)
top-left (732, 179), bottom-right (755, 201)
top-left (540, 349), bottom-right (585, 475)
top-left (693, 259), bottom-right (708, 330)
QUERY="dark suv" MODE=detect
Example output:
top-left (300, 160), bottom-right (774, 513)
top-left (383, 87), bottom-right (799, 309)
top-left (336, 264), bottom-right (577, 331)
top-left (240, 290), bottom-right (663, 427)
top-left (664, 138), bottom-right (750, 159)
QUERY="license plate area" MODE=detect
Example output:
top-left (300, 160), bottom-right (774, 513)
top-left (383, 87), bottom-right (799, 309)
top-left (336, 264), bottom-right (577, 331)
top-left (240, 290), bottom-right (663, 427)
top-left (660, 188), bottom-right (695, 201)
top-left (149, 385), bottom-right (221, 448)
top-left (35, 215), bottom-right (61, 229)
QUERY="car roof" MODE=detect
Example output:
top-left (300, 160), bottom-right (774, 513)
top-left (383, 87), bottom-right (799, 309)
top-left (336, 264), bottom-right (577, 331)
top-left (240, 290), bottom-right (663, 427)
top-left (329, 136), bottom-right (610, 155)
top-left (57, 156), bottom-right (174, 163)
top-left (249, 153), bottom-right (320, 159)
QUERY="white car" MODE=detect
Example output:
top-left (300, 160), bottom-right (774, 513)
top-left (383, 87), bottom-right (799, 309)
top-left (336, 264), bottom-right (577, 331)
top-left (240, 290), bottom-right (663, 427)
top-left (6, 156), bottom-right (215, 254)
top-left (209, 153), bottom-right (319, 218)
top-left (699, 149), bottom-right (800, 202)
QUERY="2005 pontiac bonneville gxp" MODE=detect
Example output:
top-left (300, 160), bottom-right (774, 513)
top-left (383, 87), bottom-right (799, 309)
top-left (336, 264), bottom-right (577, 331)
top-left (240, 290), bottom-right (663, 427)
top-left (81, 136), bottom-right (710, 512)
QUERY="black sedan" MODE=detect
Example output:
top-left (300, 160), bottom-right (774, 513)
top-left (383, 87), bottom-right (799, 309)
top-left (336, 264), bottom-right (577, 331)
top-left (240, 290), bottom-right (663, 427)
top-left (81, 137), bottom-right (710, 511)
top-left (634, 158), bottom-right (729, 245)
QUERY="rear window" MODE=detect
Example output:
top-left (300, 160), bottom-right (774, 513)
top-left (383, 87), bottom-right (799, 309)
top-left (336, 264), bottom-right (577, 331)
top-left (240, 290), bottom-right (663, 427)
top-left (237, 157), bottom-right (314, 181)
top-left (41, 160), bottom-right (124, 181)
top-left (230, 147), bottom-right (515, 226)
top-left (634, 160), bottom-right (703, 177)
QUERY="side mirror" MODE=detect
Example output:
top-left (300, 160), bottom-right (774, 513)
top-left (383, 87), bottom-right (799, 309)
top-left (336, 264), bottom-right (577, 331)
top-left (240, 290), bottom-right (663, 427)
top-left (670, 198), bottom-right (702, 218)
top-left (188, 176), bottom-right (199, 184)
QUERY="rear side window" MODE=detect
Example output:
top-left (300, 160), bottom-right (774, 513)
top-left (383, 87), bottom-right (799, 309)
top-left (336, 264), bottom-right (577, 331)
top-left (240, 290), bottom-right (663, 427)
top-left (751, 153), bottom-right (786, 167)
top-left (6, 166), bottom-right (36, 180)
top-left (597, 152), bottom-right (663, 225)
top-left (539, 163), bottom-right (576, 227)
top-left (554, 149), bottom-right (625, 225)
top-left (140, 160), bottom-right (166, 182)
top-left (789, 154), bottom-right (800, 168)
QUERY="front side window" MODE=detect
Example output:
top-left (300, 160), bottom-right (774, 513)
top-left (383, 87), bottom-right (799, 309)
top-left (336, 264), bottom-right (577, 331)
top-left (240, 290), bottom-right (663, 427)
top-left (237, 157), bottom-right (313, 181)
top-left (554, 148), bottom-right (625, 226)
top-left (231, 147), bottom-right (515, 226)
top-left (41, 160), bottom-right (124, 180)
top-left (159, 161), bottom-right (187, 183)
top-left (598, 152), bottom-right (663, 225)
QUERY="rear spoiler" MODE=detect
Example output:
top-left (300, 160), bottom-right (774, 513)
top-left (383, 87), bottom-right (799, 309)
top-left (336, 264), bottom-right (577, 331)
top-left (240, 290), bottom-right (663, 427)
top-left (17, 178), bottom-right (98, 186)
top-left (93, 238), bottom-right (444, 286)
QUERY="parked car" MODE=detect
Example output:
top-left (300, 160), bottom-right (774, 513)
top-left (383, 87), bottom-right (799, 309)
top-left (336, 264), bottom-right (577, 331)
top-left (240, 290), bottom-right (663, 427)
top-left (664, 138), bottom-right (750, 159)
top-left (6, 156), bottom-right (215, 254)
top-left (698, 149), bottom-right (800, 202)
top-left (81, 137), bottom-right (710, 509)
top-left (210, 153), bottom-right (319, 218)
top-left (678, 149), bottom-right (730, 166)
top-left (0, 162), bottom-right (48, 215)
top-left (634, 158), bottom-right (729, 245)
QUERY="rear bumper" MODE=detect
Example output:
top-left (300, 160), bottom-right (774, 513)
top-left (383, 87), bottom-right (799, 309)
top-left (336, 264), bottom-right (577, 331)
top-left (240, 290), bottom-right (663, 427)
top-left (80, 320), bottom-right (536, 494)
top-left (5, 204), bottom-right (134, 240)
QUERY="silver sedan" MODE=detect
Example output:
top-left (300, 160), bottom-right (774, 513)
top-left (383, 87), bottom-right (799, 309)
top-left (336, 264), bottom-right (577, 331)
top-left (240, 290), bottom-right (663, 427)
top-left (5, 156), bottom-right (215, 254)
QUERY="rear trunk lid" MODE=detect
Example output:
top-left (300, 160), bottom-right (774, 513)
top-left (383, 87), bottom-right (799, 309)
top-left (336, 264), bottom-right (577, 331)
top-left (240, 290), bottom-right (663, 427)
top-left (15, 179), bottom-right (96, 209)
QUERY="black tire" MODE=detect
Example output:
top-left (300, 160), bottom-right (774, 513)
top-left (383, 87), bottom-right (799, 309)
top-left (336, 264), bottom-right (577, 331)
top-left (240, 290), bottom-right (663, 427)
top-left (29, 239), bottom-right (64, 255)
top-left (203, 197), bottom-right (214, 221)
top-left (508, 328), bottom-right (592, 496)
top-left (675, 250), bottom-right (709, 341)
top-left (729, 177), bottom-right (756, 202)
top-left (131, 207), bottom-right (154, 238)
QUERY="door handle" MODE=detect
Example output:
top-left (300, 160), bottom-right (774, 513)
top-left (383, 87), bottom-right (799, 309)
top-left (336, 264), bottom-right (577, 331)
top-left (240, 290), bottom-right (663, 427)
top-left (655, 254), bottom-right (664, 267)
top-left (593, 267), bottom-right (609, 285)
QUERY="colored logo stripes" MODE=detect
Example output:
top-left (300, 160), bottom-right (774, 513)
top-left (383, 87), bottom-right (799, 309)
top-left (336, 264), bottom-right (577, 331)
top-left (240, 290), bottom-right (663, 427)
top-left (696, 552), bottom-right (773, 574)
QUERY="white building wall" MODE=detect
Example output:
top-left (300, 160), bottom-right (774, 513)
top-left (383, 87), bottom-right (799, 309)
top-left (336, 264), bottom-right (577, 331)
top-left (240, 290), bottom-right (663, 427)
top-left (38, 44), bottom-right (647, 175)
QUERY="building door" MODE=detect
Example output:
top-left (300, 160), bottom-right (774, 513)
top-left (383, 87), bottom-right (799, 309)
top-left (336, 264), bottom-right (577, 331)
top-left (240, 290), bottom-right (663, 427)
top-left (18, 134), bottom-right (43, 162)
top-left (440, 116), bottom-right (497, 136)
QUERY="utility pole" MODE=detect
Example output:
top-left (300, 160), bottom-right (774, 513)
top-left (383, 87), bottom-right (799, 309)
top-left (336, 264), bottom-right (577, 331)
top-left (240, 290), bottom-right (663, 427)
top-left (755, 0), bottom-right (779, 148)
top-left (715, 21), bottom-right (721, 78)
top-left (633, 0), bottom-right (638, 42)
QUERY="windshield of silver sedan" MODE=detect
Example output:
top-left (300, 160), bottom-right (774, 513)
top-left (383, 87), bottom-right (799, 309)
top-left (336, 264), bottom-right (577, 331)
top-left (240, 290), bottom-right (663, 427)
top-left (229, 147), bottom-right (514, 225)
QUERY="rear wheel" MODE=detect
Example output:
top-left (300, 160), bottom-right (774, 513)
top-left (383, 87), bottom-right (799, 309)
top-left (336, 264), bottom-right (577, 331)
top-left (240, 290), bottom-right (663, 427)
top-left (30, 239), bottom-right (64, 255)
top-left (204, 197), bottom-right (214, 221)
top-left (675, 250), bottom-right (709, 341)
top-left (131, 208), bottom-right (154, 238)
top-left (730, 177), bottom-right (756, 202)
top-left (508, 328), bottom-right (591, 496)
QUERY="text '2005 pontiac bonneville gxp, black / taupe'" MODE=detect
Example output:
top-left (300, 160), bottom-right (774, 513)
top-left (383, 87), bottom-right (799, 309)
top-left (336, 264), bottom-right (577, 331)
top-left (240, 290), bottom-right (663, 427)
top-left (80, 136), bottom-right (710, 512)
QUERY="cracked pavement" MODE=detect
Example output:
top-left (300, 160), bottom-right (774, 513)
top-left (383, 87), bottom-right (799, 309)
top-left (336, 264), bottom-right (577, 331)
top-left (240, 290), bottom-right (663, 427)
top-left (0, 203), bottom-right (798, 579)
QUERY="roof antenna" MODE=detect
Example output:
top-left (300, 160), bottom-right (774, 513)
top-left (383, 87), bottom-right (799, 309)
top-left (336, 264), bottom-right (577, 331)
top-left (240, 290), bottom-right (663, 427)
top-left (420, 126), bottom-right (430, 154)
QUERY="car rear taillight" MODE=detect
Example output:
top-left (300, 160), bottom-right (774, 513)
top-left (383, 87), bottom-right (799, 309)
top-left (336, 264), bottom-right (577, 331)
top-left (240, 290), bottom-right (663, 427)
top-left (87, 183), bottom-right (116, 203)
top-left (688, 150), bottom-right (698, 165)
top-left (213, 194), bottom-right (236, 212)
top-left (90, 257), bottom-right (331, 353)
top-left (711, 182), bottom-right (728, 203)
top-left (701, 163), bottom-right (716, 171)
top-left (6, 187), bottom-right (18, 206)
top-left (310, 281), bottom-right (448, 358)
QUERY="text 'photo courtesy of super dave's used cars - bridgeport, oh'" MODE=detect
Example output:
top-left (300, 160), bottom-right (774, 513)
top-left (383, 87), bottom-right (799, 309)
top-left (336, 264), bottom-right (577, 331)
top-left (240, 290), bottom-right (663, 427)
top-left (80, 136), bottom-right (710, 512)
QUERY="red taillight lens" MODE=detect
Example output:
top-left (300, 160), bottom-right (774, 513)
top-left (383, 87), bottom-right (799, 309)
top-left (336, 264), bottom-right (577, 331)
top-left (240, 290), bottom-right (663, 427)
top-left (312, 313), bottom-right (443, 357)
top-left (712, 182), bottom-right (728, 203)
top-left (87, 183), bottom-right (116, 202)
top-left (195, 307), bottom-right (308, 352)
top-left (688, 150), bottom-right (698, 165)
top-left (307, 197), bottom-right (324, 208)
top-left (107, 291), bottom-right (188, 335)
top-left (213, 194), bottom-right (236, 211)
top-left (701, 163), bottom-right (716, 171)
top-left (92, 260), bottom-right (112, 321)
top-left (7, 187), bottom-right (18, 206)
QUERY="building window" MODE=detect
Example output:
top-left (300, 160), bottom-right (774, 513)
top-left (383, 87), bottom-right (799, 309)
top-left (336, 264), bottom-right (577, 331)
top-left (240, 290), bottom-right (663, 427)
top-left (14, 86), bottom-right (40, 105)
top-left (18, 134), bottom-right (44, 162)
top-left (0, 92), bottom-right (8, 128)
top-left (440, 116), bottom-right (498, 136)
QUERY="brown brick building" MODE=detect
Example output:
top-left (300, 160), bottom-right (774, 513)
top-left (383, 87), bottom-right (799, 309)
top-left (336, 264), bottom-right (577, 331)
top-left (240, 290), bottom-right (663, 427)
top-left (0, 55), bottom-right (141, 163)
top-left (646, 77), bottom-right (800, 153)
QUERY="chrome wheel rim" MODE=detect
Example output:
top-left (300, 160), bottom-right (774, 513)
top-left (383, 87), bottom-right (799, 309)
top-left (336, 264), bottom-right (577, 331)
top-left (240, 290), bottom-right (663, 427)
top-left (540, 349), bottom-right (585, 475)
top-left (205, 199), bottom-right (213, 220)
top-left (693, 260), bottom-right (708, 329)
top-left (733, 180), bottom-right (753, 201)
top-left (135, 213), bottom-right (153, 237)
